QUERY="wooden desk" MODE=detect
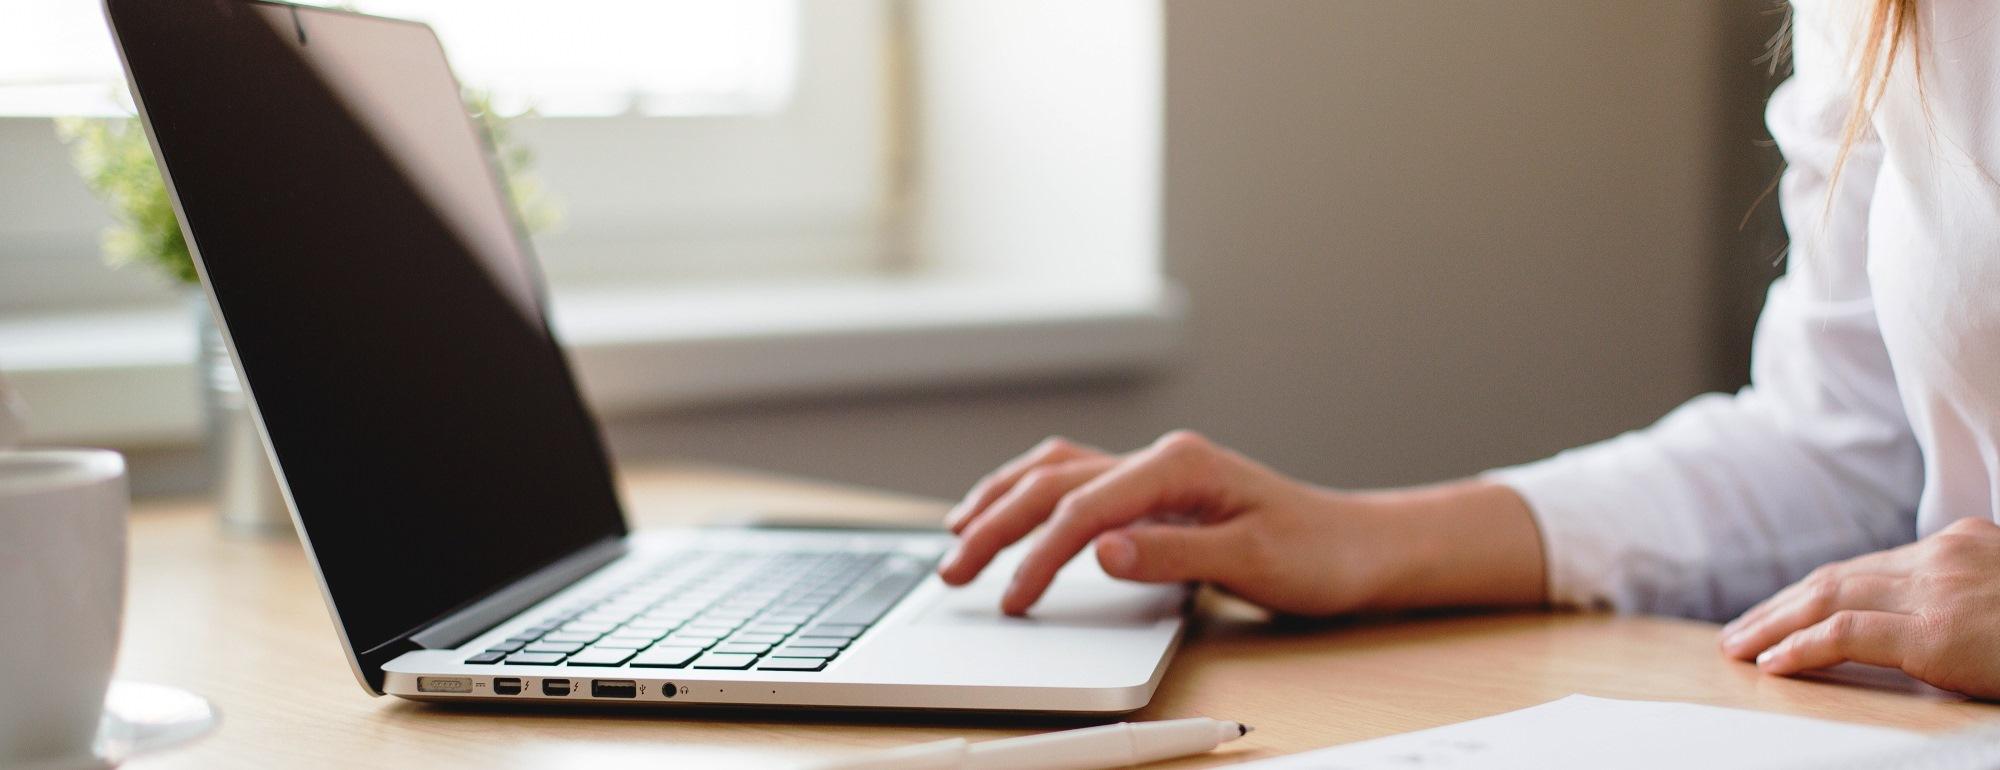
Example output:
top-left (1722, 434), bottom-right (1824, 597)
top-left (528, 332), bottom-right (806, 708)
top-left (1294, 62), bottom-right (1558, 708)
top-left (120, 465), bottom-right (1999, 769)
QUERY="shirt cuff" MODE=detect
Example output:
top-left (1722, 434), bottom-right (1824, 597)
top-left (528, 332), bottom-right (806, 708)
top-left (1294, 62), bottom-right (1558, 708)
top-left (1483, 451), bottom-right (1630, 612)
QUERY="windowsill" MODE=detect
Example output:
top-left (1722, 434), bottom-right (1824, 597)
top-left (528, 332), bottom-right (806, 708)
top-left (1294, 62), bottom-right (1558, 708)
top-left (0, 276), bottom-right (1184, 447)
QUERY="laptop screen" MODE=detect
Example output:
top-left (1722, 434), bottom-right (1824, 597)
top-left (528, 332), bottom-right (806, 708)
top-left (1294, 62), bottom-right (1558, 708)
top-left (107, 0), bottom-right (627, 657)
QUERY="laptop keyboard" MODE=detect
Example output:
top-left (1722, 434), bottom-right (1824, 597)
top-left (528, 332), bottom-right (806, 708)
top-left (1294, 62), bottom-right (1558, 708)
top-left (463, 546), bottom-right (938, 673)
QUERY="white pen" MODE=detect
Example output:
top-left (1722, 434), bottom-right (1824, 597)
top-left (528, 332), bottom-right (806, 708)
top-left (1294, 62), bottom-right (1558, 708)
top-left (807, 716), bottom-right (1254, 770)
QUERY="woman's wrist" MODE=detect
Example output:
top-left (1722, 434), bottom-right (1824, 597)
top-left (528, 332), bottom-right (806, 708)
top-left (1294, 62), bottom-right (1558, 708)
top-left (1344, 479), bottom-right (1549, 611)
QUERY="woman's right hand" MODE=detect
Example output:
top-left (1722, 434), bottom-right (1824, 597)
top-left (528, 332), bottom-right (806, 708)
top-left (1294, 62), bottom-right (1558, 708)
top-left (934, 431), bottom-right (1548, 617)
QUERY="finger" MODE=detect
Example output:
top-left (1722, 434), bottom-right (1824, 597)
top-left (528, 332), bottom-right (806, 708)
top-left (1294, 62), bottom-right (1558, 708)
top-left (1094, 520), bottom-right (1250, 584)
top-left (1728, 549), bottom-right (1916, 635)
top-left (937, 456), bottom-right (1118, 585)
top-left (1720, 574), bottom-right (1908, 660)
top-left (945, 437), bottom-right (1104, 534)
top-left (1721, 544), bottom-right (1926, 639)
top-left (1002, 432), bottom-right (1245, 615)
top-left (1756, 610), bottom-right (1917, 676)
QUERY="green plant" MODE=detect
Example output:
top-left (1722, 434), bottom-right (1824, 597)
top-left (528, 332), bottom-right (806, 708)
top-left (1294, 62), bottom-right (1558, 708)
top-left (56, 88), bottom-right (561, 286)
top-left (54, 117), bottom-right (196, 284)
top-left (465, 89), bottom-right (564, 236)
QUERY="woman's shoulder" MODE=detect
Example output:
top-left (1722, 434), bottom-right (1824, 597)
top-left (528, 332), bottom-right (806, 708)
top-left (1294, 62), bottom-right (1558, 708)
top-left (1785, 0), bottom-right (2000, 56)
top-left (1783, 0), bottom-right (2000, 132)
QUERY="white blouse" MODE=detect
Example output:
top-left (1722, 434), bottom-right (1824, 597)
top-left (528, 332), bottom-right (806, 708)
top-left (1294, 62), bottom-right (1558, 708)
top-left (1490, 0), bottom-right (2000, 621)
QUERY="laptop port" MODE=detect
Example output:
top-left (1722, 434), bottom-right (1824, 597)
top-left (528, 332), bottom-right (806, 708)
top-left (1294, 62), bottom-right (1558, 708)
top-left (416, 676), bottom-right (472, 694)
top-left (591, 680), bottom-right (638, 699)
top-left (541, 678), bottom-right (571, 696)
top-left (492, 677), bottom-right (522, 696)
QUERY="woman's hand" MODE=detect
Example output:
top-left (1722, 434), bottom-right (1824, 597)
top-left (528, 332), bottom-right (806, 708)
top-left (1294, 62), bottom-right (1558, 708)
top-left (1720, 517), bottom-right (2000, 699)
top-left (936, 431), bottom-right (1548, 616)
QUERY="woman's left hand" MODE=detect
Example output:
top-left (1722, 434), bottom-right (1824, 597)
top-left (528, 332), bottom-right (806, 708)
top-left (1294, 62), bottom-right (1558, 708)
top-left (1719, 517), bottom-right (2000, 699)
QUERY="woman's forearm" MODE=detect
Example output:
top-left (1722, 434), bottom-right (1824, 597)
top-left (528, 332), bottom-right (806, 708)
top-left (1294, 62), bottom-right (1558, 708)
top-left (1347, 479), bottom-right (1549, 610)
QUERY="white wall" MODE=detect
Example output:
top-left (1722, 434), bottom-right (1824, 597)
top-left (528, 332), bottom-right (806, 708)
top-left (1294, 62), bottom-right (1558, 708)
top-left (598, 0), bottom-right (1772, 498)
top-left (910, 0), bottom-right (1162, 289)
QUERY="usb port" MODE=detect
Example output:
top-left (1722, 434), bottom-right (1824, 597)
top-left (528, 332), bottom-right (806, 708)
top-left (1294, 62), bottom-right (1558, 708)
top-left (541, 678), bottom-right (570, 696)
top-left (591, 680), bottom-right (637, 699)
top-left (492, 677), bottom-right (522, 696)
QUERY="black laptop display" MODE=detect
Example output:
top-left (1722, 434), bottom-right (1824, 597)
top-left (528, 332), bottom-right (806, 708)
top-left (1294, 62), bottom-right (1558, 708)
top-left (106, 0), bottom-right (627, 683)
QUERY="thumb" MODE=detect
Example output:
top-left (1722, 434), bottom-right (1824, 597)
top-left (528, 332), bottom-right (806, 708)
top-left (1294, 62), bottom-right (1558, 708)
top-left (1095, 522), bottom-right (1242, 583)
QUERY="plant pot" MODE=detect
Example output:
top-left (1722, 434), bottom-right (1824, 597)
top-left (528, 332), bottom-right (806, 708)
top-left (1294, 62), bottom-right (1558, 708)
top-left (191, 294), bottom-right (293, 539)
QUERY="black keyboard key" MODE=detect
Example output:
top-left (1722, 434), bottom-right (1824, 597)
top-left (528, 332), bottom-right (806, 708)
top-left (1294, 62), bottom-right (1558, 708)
top-left (504, 651), bottom-right (568, 665)
top-left (566, 647), bottom-right (637, 666)
top-left (757, 657), bottom-right (828, 671)
top-left (630, 646), bottom-right (705, 668)
top-left (624, 618), bottom-right (679, 631)
top-left (684, 620), bottom-right (740, 634)
top-left (662, 633), bottom-right (721, 648)
top-left (484, 639), bottom-right (526, 653)
top-left (560, 621), bottom-right (617, 634)
top-left (691, 653), bottom-right (759, 670)
top-left (772, 645), bottom-right (841, 659)
top-left (817, 570), bottom-right (923, 626)
top-left (464, 650), bottom-right (508, 664)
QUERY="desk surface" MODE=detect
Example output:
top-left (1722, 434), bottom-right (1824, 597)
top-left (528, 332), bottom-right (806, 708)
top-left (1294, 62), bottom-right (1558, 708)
top-left (120, 464), bottom-right (1998, 769)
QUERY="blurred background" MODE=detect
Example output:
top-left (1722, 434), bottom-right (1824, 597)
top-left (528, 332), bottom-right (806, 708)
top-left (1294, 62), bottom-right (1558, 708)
top-left (0, 0), bottom-right (1788, 501)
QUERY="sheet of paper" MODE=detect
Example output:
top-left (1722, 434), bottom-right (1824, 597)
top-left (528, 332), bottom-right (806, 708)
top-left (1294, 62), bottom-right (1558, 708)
top-left (1239, 694), bottom-right (1928, 770)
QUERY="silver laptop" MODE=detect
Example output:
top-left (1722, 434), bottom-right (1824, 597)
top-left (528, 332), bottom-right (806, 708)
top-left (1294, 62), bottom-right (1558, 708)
top-left (103, 0), bottom-right (1185, 713)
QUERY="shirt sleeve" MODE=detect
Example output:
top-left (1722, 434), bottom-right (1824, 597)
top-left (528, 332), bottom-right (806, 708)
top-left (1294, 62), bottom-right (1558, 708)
top-left (1484, 12), bottom-right (1924, 621)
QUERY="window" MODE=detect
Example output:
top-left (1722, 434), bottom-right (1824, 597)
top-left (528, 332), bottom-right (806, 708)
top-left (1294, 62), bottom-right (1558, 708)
top-left (0, 0), bottom-right (884, 309)
top-left (0, 0), bottom-right (797, 117)
top-left (0, 0), bottom-right (1175, 448)
top-left (333, 0), bottom-right (798, 117)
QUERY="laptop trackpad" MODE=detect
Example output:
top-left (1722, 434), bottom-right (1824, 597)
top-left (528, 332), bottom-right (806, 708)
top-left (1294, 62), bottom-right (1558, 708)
top-left (912, 556), bottom-right (1182, 629)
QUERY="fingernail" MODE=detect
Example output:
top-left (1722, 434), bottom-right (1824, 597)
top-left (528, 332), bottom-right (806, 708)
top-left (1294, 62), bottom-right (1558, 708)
top-left (1756, 648), bottom-right (1776, 667)
top-left (1001, 574), bottom-right (1029, 613)
top-left (1720, 631), bottom-right (1745, 653)
top-left (1720, 619), bottom-right (1742, 637)
top-left (937, 544), bottom-right (962, 576)
top-left (1098, 532), bottom-right (1137, 575)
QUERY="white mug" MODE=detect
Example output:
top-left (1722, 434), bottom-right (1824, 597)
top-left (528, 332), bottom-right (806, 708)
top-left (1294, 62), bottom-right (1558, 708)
top-left (0, 450), bottom-right (128, 765)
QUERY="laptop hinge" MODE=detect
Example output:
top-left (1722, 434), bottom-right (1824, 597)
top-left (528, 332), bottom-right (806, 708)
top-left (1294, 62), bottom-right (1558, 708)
top-left (407, 537), bottom-right (628, 650)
